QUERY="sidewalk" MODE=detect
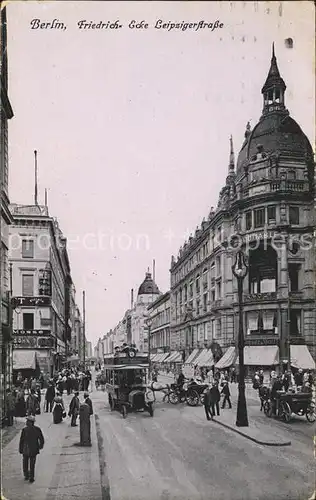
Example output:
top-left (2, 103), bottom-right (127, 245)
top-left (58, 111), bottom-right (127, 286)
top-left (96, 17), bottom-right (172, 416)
top-left (1, 393), bottom-right (102, 500)
top-left (157, 374), bottom-right (291, 446)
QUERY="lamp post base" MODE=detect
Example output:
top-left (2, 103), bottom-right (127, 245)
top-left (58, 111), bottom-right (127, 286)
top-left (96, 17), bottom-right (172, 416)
top-left (236, 389), bottom-right (249, 427)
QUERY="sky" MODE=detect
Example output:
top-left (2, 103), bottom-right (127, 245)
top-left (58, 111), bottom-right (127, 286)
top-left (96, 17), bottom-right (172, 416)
top-left (6, 1), bottom-right (315, 347)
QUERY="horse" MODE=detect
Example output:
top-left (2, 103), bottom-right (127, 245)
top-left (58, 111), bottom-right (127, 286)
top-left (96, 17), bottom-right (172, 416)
top-left (258, 385), bottom-right (270, 411)
top-left (147, 381), bottom-right (172, 402)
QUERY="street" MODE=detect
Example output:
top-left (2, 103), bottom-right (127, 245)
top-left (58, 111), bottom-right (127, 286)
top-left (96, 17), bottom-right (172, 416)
top-left (2, 381), bottom-right (314, 500)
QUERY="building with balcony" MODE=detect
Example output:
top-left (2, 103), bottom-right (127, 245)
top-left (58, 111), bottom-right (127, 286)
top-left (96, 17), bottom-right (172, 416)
top-left (170, 46), bottom-right (315, 375)
top-left (0, 6), bottom-right (14, 424)
top-left (147, 291), bottom-right (171, 355)
top-left (9, 204), bottom-right (73, 377)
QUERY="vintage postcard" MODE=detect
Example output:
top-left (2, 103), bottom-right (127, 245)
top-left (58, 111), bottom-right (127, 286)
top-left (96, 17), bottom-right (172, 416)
top-left (1, 1), bottom-right (315, 500)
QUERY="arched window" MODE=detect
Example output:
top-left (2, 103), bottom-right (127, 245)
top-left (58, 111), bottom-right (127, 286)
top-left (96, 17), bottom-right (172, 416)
top-left (249, 244), bottom-right (278, 294)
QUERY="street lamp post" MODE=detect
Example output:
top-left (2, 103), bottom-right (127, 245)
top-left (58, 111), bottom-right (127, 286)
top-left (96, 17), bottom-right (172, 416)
top-left (232, 250), bottom-right (249, 428)
top-left (145, 316), bottom-right (152, 378)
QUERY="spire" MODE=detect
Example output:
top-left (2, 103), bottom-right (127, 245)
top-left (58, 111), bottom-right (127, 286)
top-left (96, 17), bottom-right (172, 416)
top-left (229, 135), bottom-right (235, 171)
top-left (261, 42), bottom-right (286, 98)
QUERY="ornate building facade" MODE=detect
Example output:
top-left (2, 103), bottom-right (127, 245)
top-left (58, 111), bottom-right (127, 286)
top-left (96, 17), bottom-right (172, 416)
top-left (170, 46), bottom-right (315, 373)
top-left (147, 291), bottom-right (171, 355)
top-left (9, 204), bottom-right (73, 376)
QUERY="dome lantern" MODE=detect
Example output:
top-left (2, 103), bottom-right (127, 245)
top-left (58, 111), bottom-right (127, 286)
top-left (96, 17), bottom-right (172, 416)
top-left (261, 43), bottom-right (287, 115)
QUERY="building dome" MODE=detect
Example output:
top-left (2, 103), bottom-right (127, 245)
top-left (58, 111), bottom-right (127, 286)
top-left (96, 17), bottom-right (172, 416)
top-left (138, 272), bottom-right (160, 296)
top-left (237, 114), bottom-right (313, 172)
top-left (237, 44), bottom-right (313, 174)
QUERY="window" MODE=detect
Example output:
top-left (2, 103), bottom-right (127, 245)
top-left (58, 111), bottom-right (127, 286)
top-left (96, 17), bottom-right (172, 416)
top-left (211, 290), bottom-right (215, 302)
top-left (203, 268), bottom-right (208, 289)
top-left (216, 280), bottom-right (222, 299)
top-left (184, 285), bottom-right (187, 302)
top-left (267, 206), bottom-right (276, 224)
top-left (254, 208), bottom-right (265, 228)
top-left (289, 206), bottom-right (299, 225)
top-left (287, 170), bottom-right (296, 180)
top-left (246, 211), bottom-right (252, 230)
top-left (217, 226), bottom-right (222, 243)
top-left (211, 319), bottom-right (215, 339)
top-left (179, 288), bottom-right (183, 304)
top-left (216, 256), bottom-right (221, 276)
top-left (196, 299), bottom-right (200, 315)
top-left (22, 240), bottom-right (34, 259)
top-left (203, 293), bottom-right (208, 312)
top-left (189, 281), bottom-right (193, 297)
top-left (196, 275), bottom-right (200, 294)
top-left (289, 264), bottom-right (299, 292)
top-left (22, 274), bottom-right (34, 296)
top-left (23, 313), bottom-right (34, 330)
top-left (290, 310), bottom-right (301, 335)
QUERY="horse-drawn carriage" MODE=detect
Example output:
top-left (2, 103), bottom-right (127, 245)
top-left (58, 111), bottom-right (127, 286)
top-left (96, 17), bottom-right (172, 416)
top-left (262, 388), bottom-right (315, 423)
top-left (104, 351), bottom-right (154, 419)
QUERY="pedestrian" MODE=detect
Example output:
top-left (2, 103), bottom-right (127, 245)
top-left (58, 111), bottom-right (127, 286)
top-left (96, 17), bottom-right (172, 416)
top-left (79, 399), bottom-right (92, 446)
top-left (83, 392), bottom-right (93, 416)
top-left (209, 381), bottom-right (221, 417)
top-left (26, 389), bottom-right (40, 416)
top-left (252, 372), bottom-right (260, 390)
top-left (294, 369), bottom-right (304, 387)
top-left (68, 391), bottom-right (80, 427)
top-left (282, 371), bottom-right (290, 392)
top-left (66, 376), bottom-right (72, 395)
top-left (221, 381), bottom-right (232, 409)
top-left (5, 389), bottom-right (16, 426)
top-left (52, 392), bottom-right (65, 424)
top-left (203, 384), bottom-right (213, 421)
top-left (15, 388), bottom-right (27, 417)
top-left (44, 382), bottom-right (55, 412)
top-left (230, 367), bottom-right (236, 383)
top-left (259, 370), bottom-right (264, 386)
top-left (19, 415), bottom-right (44, 483)
top-left (36, 384), bottom-right (41, 404)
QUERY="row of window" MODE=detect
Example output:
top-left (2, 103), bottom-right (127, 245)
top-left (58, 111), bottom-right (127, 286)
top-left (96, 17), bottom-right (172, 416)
top-left (245, 205), bottom-right (299, 230)
top-left (151, 308), bottom-right (171, 330)
top-left (21, 271), bottom-right (52, 296)
top-left (152, 327), bottom-right (170, 349)
top-left (246, 310), bottom-right (301, 335)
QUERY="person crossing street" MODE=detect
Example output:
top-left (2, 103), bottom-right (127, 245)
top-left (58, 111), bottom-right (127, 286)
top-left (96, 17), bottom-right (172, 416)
top-left (221, 381), bottom-right (232, 409)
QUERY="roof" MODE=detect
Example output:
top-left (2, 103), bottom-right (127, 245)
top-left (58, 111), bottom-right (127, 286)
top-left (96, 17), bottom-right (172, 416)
top-left (261, 43), bottom-right (286, 94)
top-left (138, 272), bottom-right (160, 296)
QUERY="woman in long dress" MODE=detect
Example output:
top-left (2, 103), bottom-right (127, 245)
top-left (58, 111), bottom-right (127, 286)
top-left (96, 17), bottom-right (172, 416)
top-left (53, 393), bottom-right (65, 424)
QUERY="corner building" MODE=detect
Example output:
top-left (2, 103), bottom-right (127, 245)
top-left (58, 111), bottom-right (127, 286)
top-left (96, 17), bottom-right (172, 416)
top-left (170, 46), bottom-right (315, 375)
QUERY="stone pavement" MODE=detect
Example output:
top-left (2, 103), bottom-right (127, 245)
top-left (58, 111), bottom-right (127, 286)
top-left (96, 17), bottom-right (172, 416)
top-left (1, 392), bottom-right (102, 500)
top-left (157, 374), bottom-right (293, 446)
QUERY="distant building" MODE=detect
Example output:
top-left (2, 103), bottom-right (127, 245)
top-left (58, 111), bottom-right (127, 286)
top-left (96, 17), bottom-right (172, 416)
top-left (85, 340), bottom-right (92, 359)
top-left (9, 204), bottom-right (73, 376)
top-left (131, 271), bottom-right (161, 352)
top-left (147, 292), bottom-right (171, 354)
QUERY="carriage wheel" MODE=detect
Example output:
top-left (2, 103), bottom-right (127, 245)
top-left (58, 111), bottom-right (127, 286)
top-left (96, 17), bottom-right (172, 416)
top-left (121, 405), bottom-right (127, 419)
top-left (306, 404), bottom-right (316, 423)
top-left (280, 401), bottom-right (291, 423)
top-left (264, 401), bottom-right (272, 417)
top-left (186, 390), bottom-right (199, 407)
top-left (169, 391), bottom-right (180, 404)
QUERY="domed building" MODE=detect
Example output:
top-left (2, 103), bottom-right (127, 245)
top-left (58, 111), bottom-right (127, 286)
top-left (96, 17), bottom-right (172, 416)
top-left (131, 271), bottom-right (161, 352)
top-left (170, 45), bottom-right (315, 376)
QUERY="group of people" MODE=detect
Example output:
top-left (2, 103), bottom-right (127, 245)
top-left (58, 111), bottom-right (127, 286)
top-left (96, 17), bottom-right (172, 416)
top-left (15, 374), bottom-right (94, 485)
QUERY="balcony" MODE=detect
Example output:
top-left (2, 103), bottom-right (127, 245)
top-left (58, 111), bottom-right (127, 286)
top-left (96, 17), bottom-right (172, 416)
top-left (243, 292), bottom-right (277, 303)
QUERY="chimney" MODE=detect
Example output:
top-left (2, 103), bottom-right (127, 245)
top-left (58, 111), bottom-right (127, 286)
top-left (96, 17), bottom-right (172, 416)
top-left (131, 288), bottom-right (134, 309)
top-left (153, 259), bottom-right (156, 282)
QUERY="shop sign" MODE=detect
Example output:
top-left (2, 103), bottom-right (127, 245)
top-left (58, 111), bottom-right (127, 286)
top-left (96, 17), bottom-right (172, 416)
top-left (13, 335), bottom-right (55, 349)
top-left (245, 338), bottom-right (279, 346)
top-left (13, 336), bottom-right (37, 348)
top-left (13, 329), bottom-right (51, 336)
top-left (13, 296), bottom-right (51, 307)
top-left (245, 230), bottom-right (278, 242)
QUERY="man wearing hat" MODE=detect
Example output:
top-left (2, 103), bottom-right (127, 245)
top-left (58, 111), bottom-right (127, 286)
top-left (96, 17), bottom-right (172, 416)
top-left (19, 415), bottom-right (44, 483)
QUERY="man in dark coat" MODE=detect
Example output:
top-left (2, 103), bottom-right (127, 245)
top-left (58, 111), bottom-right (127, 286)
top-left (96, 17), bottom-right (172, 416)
top-left (203, 385), bottom-right (213, 420)
top-left (210, 382), bottom-right (221, 417)
top-left (221, 381), bottom-right (232, 409)
top-left (84, 392), bottom-right (93, 416)
top-left (45, 382), bottom-right (55, 412)
top-left (19, 415), bottom-right (44, 483)
top-left (68, 391), bottom-right (80, 426)
top-left (26, 389), bottom-right (40, 416)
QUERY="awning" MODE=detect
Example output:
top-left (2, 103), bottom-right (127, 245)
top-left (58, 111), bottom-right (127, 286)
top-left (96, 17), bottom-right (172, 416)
top-left (185, 349), bottom-right (200, 364)
top-left (165, 351), bottom-right (182, 363)
top-left (154, 353), bottom-right (165, 362)
top-left (159, 353), bottom-right (171, 363)
top-left (290, 345), bottom-right (315, 370)
top-left (192, 349), bottom-right (208, 367)
top-left (13, 350), bottom-right (37, 370)
top-left (236, 346), bottom-right (279, 366)
top-left (215, 346), bottom-right (236, 369)
top-left (198, 350), bottom-right (214, 367)
top-left (150, 354), bottom-right (157, 361)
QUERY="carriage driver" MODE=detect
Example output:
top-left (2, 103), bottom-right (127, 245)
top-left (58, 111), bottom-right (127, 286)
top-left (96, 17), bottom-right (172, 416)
top-left (270, 375), bottom-right (283, 415)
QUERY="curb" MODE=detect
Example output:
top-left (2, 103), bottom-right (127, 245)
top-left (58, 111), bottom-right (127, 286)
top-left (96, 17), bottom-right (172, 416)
top-left (95, 414), bottom-right (111, 500)
top-left (213, 418), bottom-right (292, 447)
